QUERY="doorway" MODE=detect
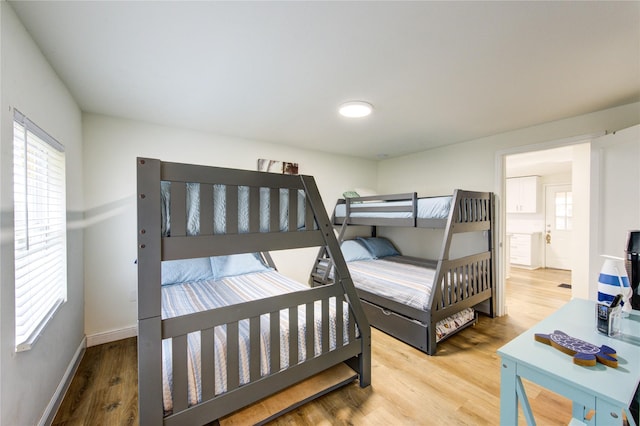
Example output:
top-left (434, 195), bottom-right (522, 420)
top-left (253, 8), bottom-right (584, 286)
top-left (501, 141), bottom-right (591, 315)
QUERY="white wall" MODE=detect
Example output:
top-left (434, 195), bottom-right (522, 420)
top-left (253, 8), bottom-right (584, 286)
top-left (589, 125), bottom-right (640, 300)
top-left (378, 103), bottom-right (640, 194)
top-left (377, 102), bottom-right (640, 312)
top-left (572, 143), bottom-right (591, 299)
top-left (82, 113), bottom-right (377, 340)
top-left (0, 3), bottom-right (84, 425)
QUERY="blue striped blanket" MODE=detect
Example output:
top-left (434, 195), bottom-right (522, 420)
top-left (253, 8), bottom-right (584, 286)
top-left (346, 257), bottom-right (436, 311)
top-left (161, 270), bottom-right (350, 413)
top-left (346, 257), bottom-right (475, 342)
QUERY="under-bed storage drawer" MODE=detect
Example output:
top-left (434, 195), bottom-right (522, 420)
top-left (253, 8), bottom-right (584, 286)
top-left (360, 299), bottom-right (429, 352)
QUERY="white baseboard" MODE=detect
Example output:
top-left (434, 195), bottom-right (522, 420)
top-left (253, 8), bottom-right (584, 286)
top-left (39, 336), bottom-right (86, 426)
top-left (87, 325), bottom-right (138, 347)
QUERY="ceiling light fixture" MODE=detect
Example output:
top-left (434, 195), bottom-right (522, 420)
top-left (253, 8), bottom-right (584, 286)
top-left (339, 101), bottom-right (373, 118)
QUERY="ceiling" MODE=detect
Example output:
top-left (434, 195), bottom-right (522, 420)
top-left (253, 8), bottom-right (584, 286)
top-left (9, 1), bottom-right (640, 160)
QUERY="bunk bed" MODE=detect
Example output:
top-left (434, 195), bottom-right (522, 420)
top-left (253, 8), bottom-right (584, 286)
top-left (137, 158), bottom-right (371, 425)
top-left (311, 190), bottom-right (496, 355)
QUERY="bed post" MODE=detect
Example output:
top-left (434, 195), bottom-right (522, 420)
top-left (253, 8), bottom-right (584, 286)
top-left (137, 158), bottom-right (164, 425)
top-left (438, 189), bottom-right (460, 262)
top-left (300, 176), bottom-right (371, 387)
top-left (488, 192), bottom-right (497, 317)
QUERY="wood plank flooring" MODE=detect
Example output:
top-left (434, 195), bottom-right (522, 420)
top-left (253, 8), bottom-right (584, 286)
top-left (53, 267), bottom-right (572, 425)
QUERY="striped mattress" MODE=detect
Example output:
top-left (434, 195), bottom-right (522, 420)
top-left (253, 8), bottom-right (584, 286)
top-left (346, 257), bottom-right (437, 312)
top-left (160, 270), bottom-right (351, 414)
top-left (346, 257), bottom-right (475, 342)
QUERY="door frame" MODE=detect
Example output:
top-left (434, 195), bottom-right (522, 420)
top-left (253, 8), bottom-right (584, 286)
top-left (494, 132), bottom-right (603, 316)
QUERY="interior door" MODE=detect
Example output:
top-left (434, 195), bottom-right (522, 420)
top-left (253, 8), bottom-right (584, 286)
top-left (545, 184), bottom-right (572, 270)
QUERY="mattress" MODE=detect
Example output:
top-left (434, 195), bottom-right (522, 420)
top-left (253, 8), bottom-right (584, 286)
top-left (346, 256), bottom-right (475, 342)
top-left (161, 182), bottom-right (309, 236)
top-left (346, 257), bottom-right (437, 312)
top-left (334, 196), bottom-right (452, 220)
top-left (160, 270), bottom-right (350, 414)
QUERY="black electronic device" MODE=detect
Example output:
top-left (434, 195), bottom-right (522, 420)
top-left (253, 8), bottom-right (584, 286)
top-left (625, 231), bottom-right (640, 310)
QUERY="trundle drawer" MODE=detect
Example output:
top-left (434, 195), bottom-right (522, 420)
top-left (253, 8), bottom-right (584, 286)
top-left (361, 299), bottom-right (429, 352)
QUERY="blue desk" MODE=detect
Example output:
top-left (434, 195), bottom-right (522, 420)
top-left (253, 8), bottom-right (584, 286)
top-left (498, 298), bottom-right (640, 426)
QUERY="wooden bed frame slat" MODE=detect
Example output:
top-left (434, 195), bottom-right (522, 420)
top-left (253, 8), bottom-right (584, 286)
top-left (269, 312), bottom-right (280, 375)
top-left (201, 328), bottom-right (215, 401)
top-left (170, 182), bottom-right (187, 237)
top-left (347, 306), bottom-right (356, 342)
top-left (161, 231), bottom-right (326, 260)
top-left (199, 184), bottom-right (214, 235)
top-left (172, 334), bottom-right (189, 413)
top-left (161, 161), bottom-right (306, 189)
top-left (305, 302), bottom-right (314, 362)
top-left (249, 317), bottom-right (260, 381)
top-left (288, 306), bottom-right (299, 366)
top-left (226, 322), bottom-right (240, 391)
top-left (288, 190), bottom-right (298, 232)
top-left (335, 295), bottom-right (344, 348)
top-left (226, 186), bottom-right (239, 235)
top-left (249, 187), bottom-right (260, 233)
top-left (305, 199), bottom-right (314, 231)
top-left (321, 299), bottom-right (330, 353)
top-left (269, 188), bottom-right (279, 232)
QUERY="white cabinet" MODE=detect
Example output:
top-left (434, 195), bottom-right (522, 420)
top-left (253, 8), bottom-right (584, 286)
top-left (509, 233), bottom-right (541, 269)
top-left (506, 176), bottom-right (540, 213)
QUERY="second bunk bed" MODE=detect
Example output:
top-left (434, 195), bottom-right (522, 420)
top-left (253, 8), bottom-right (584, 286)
top-left (311, 190), bottom-right (496, 355)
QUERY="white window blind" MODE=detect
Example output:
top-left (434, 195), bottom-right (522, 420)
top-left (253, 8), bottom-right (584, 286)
top-left (13, 109), bottom-right (67, 352)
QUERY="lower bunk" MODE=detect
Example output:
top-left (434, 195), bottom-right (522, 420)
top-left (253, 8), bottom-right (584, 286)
top-left (338, 238), bottom-right (494, 355)
top-left (158, 256), bottom-right (365, 425)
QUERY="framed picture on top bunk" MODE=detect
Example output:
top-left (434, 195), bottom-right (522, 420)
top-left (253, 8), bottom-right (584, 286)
top-left (257, 158), bottom-right (299, 175)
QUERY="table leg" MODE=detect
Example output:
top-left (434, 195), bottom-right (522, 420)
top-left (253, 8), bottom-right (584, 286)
top-left (594, 399), bottom-right (628, 425)
top-left (516, 376), bottom-right (536, 426)
top-left (500, 357), bottom-right (519, 426)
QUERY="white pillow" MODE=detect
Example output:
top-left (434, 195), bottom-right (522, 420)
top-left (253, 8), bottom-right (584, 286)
top-left (354, 187), bottom-right (377, 197)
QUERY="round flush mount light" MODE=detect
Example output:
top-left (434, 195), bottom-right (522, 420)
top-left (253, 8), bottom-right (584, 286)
top-left (338, 101), bottom-right (373, 118)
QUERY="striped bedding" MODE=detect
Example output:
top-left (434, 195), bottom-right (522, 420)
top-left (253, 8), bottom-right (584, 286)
top-left (160, 270), bottom-right (350, 414)
top-left (346, 256), bottom-right (475, 342)
top-left (334, 196), bottom-right (452, 220)
top-left (346, 257), bottom-right (437, 312)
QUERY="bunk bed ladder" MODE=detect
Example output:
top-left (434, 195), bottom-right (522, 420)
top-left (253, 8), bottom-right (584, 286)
top-left (309, 206), bottom-right (348, 286)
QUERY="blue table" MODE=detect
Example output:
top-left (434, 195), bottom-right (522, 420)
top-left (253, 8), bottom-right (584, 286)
top-left (498, 298), bottom-right (640, 426)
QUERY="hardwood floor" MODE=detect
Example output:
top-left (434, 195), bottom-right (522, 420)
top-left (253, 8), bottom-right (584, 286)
top-left (53, 336), bottom-right (138, 425)
top-left (53, 267), bottom-right (572, 425)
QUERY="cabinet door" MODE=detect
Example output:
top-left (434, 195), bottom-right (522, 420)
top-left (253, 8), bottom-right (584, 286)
top-left (506, 179), bottom-right (519, 213)
top-left (510, 234), bottom-right (532, 264)
top-left (506, 176), bottom-right (539, 213)
top-left (518, 177), bottom-right (539, 213)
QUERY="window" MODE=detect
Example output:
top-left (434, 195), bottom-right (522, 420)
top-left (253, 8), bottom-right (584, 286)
top-left (13, 110), bottom-right (66, 352)
top-left (555, 191), bottom-right (573, 231)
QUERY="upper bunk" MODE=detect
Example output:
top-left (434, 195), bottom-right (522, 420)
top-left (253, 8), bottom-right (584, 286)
top-left (332, 189), bottom-right (494, 234)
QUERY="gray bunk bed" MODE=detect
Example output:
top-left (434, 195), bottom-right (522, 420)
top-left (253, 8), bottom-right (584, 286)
top-left (137, 158), bottom-right (371, 425)
top-left (311, 189), bottom-right (496, 355)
